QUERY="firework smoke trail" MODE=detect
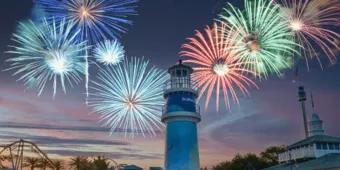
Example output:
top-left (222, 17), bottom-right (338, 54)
top-left (93, 40), bottom-right (125, 65)
top-left (36, 0), bottom-right (138, 98)
top-left (6, 19), bottom-right (88, 96)
top-left (180, 23), bottom-right (258, 111)
top-left (220, 0), bottom-right (297, 78)
top-left (275, 0), bottom-right (340, 67)
top-left (88, 57), bottom-right (169, 137)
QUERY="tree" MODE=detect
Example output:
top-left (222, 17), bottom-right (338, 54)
top-left (0, 155), bottom-right (8, 169)
top-left (23, 157), bottom-right (40, 170)
top-left (69, 156), bottom-right (91, 170)
top-left (212, 161), bottom-right (232, 170)
top-left (91, 156), bottom-right (110, 170)
top-left (212, 154), bottom-right (267, 170)
top-left (260, 145), bottom-right (286, 166)
top-left (38, 158), bottom-right (50, 170)
top-left (52, 160), bottom-right (64, 170)
top-left (212, 146), bottom-right (287, 170)
top-left (230, 154), bottom-right (267, 170)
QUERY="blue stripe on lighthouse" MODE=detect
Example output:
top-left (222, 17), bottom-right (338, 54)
top-left (166, 92), bottom-right (196, 113)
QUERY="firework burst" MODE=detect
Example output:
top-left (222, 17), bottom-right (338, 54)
top-left (36, 0), bottom-right (138, 97)
top-left (275, 0), bottom-right (340, 67)
top-left (6, 19), bottom-right (88, 96)
top-left (93, 40), bottom-right (125, 65)
top-left (88, 57), bottom-right (169, 137)
top-left (36, 0), bottom-right (138, 41)
top-left (219, 0), bottom-right (297, 78)
top-left (180, 23), bottom-right (258, 110)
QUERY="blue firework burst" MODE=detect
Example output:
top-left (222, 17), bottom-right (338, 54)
top-left (6, 19), bottom-right (88, 96)
top-left (35, 0), bottom-right (138, 97)
top-left (89, 57), bottom-right (169, 137)
top-left (93, 40), bottom-right (125, 65)
top-left (36, 0), bottom-right (138, 42)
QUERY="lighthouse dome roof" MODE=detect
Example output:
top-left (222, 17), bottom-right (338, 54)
top-left (311, 113), bottom-right (321, 121)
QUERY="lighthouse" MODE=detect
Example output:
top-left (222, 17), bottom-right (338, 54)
top-left (162, 60), bottom-right (201, 170)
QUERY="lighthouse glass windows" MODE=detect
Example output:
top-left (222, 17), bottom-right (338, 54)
top-left (170, 68), bottom-right (191, 89)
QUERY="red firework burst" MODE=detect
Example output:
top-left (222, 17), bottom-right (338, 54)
top-left (276, 0), bottom-right (340, 67)
top-left (180, 23), bottom-right (258, 110)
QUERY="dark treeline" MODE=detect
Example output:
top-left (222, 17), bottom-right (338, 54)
top-left (0, 146), bottom-right (286, 170)
top-left (202, 146), bottom-right (286, 170)
top-left (0, 156), bottom-right (117, 170)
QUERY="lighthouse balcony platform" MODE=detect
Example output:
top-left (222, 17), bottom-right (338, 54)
top-left (161, 104), bottom-right (201, 123)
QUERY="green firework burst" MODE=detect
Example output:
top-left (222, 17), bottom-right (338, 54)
top-left (220, 0), bottom-right (298, 78)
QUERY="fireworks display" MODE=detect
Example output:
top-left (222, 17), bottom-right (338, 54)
top-left (36, 0), bottom-right (138, 97)
top-left (93, 40), bottom-right (125, 65)
top-left (6, 19), bottom-right (88, 96)
top-left (2, 0), bottom-right (339, 137)
top-left (88, 58), bottom-right (169, 136)
top-left (36, 0), bottom-right (138, 41)
top-left (219, 0), bottom-right (297, 78)
top-left (275, 0), bottom-right (340, 67)
top-left (180, 23), bottom-right (258, 110)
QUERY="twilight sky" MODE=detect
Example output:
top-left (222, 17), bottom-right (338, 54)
top-left (0, 0), bottom-right (339, 168)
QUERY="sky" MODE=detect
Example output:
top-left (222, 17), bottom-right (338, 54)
top-left (0, 0), bottom-right (340, 169)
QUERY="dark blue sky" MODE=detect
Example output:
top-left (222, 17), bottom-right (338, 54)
top-left (0, 0), bottom-right (225, 72)
top-left (0, 0), bottom-right (339, 168)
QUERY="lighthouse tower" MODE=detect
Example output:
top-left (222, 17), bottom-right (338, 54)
top-left (162, 60), bottom-right (201, 170)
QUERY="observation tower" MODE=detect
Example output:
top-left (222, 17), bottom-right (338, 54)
top-left (162, 60), bottom-right (201, 170)
top-left (298, 86), bottom-right (309, 138)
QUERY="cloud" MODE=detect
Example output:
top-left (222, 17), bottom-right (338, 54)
top-left (0, 121), bottom-right (163, 136)
top-left (32, 136), bottom-right (128, 146)
top-left (0, 134), bottom-right (128, 146)
top-left (209, 113), bottom-right (293, 145)
top-left (119, 147), bottom-right (142, 152)
top-left (0, 122), bottom-right (108, 132)
top-left (45, 150), bottom-right (162, 160)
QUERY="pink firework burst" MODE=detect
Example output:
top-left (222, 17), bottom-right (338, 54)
top-left (180, 23), bottom-right (258, 111)
top-left (276, 0), bottom-right (340, 67)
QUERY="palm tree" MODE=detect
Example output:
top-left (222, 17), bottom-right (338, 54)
top-left (38, 158), bottom-right (50, 170)
top-left (23, 157), bottom-right (40, 170)
top-left (0, 155), bottom-right (8, 169)
top-left (51, 160), bottom-right (64, 170)
top-left (69, 156), bottom-right (91, 170)
top-left (91, 156), bottom-right (109, 170)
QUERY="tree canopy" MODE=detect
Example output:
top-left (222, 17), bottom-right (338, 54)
top-left (206, 145), bottom-right (287, 170)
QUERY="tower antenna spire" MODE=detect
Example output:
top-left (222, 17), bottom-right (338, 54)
top-left (298, 86), bottom-right (309, 138)
top-left (311, 92), bottom-right (315, 112)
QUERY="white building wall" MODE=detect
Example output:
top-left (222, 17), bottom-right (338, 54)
top-left (279, 143), bottom-right (340, 163)
top-left (279, 146), bottom-right (315, 162)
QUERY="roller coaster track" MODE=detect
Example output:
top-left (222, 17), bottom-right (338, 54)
top-left (0, 139), bottom-right (55, 170)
